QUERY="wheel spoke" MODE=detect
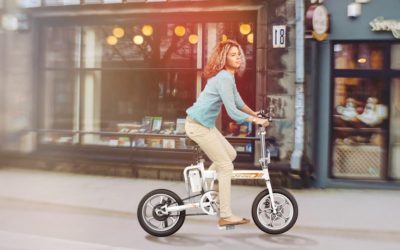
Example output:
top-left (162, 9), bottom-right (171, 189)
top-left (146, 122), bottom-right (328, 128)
top-left (159, 196), bottom-right (165, 203)
top-left (170, 216), bottom-right (177, 223)
top-left (203, 202), bottom-right (211, 207)
top-left (209, 205), bottom-right (215, 214)
top-left (268, 215), bottom-right (274, 227)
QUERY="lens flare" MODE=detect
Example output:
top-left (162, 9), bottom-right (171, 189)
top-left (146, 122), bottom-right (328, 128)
top-left (188, 34), bottom-right (198, 44)
top-left (174, 25), bottom-right (186, 37)
top-left (133, 35), bottom-right (144, 45)
top-left (106, 36), bottom-right (118, 45)
top-left (240, 23), bottom-right (251, 35)
top-left (112, 27), bottom-right (125, 38)
top-left (247, 33), bottom-right (254, 44)
top-left (142, 25), bottom-right (153, 36)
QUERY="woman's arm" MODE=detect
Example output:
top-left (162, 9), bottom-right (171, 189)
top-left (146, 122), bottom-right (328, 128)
top-left (242, 105), bottom-right (270, 127)
top-left (240, 104), bottom-right (258, 117)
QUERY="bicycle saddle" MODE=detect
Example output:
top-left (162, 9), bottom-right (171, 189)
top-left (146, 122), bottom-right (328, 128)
top-left (185, 137), bottom-right (198, 147)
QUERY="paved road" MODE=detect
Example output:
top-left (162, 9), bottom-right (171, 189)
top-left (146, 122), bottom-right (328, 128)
top-left (0, 198), bottom-right (399, 250)
top-left (0, 167), bottom-right (399, 249)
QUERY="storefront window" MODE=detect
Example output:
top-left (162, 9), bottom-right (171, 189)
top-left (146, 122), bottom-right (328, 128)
top-left (40, 17), bottom-right (256, 150)
top-left (332, 41), bottom-right (400, 180)
top-left (334, 43), bottom-right (384, 70)
top-left (332, 77), bottom-right (387, 178)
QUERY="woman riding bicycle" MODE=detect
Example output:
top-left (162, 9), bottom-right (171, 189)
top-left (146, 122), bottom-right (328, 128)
top-left (185, 39), bottom-right (270, 227)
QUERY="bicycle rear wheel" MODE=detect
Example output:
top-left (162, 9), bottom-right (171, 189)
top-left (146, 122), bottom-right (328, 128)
top-left (137, 189), bottom-right (186, 237)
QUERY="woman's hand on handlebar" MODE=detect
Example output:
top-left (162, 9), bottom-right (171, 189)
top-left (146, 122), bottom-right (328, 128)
top-left (254, 117), bottom-right (270, 127)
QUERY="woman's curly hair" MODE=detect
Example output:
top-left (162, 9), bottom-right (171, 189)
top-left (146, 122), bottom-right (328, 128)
top-left (202, 39), bottom-right (246, 79)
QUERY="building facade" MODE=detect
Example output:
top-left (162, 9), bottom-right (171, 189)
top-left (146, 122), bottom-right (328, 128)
top-left (0, 1), bottom-right (307, 185)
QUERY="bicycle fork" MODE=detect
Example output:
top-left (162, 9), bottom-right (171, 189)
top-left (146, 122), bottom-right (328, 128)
top-left (259, 127), bottom-right (277, 215)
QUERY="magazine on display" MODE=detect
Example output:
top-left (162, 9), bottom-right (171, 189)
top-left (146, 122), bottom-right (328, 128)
top-left (140, 116), bottom-right (153, 133)
top-left (175, 118), bottom-right (186, 134)
top-left (162, 139), bottom-right (176, 149)
top-left (152, 116), bottom-right (163, 132)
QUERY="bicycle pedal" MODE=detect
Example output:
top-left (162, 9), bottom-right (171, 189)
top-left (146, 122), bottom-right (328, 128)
top-left (217, 225), bottom-right (235, 230)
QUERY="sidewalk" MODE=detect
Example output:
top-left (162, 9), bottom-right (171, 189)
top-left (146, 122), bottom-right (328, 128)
top-left (0, 167), bottom-right (399, 234)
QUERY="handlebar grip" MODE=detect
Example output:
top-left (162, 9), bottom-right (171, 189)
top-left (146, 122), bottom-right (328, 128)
top-left (257, 110), bottom-right (273, 122)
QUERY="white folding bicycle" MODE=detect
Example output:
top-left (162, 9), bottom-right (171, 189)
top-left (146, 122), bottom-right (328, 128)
top-left (137, 111), bottom-right (298, 237)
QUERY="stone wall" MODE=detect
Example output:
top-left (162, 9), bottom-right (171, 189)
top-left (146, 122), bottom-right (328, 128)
top-left (264, 0), bottom-right (296, 160)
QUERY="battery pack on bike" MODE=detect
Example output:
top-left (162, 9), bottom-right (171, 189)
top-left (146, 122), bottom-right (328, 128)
top-left (188, 169), bottom-right (202, 193)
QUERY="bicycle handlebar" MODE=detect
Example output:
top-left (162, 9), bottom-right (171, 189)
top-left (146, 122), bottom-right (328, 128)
top-left (256, 109), bottom-right (273, 128)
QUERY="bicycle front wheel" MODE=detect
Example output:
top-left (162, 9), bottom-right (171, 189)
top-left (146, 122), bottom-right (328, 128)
top-left (252, 188), bottom-right (298, 234)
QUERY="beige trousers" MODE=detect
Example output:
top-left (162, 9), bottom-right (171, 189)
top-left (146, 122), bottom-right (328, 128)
top-left (185, 116), bottom-right (237, 218)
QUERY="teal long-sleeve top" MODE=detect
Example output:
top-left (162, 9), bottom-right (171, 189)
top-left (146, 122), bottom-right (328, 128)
top-left (186, 70), bottom-right (250, 128)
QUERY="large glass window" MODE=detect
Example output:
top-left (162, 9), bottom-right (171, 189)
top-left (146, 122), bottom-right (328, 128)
top-left (331, 41), bottom-right (400, 180)
top-left (40, 16), bottom-right (256, 150)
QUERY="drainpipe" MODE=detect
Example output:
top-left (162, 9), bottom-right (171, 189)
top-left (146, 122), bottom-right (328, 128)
top-left (291, 0), bottom-right (305, 171)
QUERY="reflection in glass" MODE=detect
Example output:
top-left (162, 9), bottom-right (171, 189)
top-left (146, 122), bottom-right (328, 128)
top-left (334, 43), bottom-right (384, 70)
top-left (332, 77), bottom-right (387, 178)
top-left (390, 78), bottom-right (400, 179)
top-left (391, 44), bottom-right (400, 69)
top-left (43, 26), bottom-right (81, 68)
top-left (79, 70), bottom-right (196, 145)
top-left (43, 71), bottom-right (78, 130)
top-left (42, 70), bottom-right (80, 145)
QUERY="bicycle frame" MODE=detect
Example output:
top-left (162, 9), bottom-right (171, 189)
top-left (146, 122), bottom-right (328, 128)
top-left (165, 126), bottom-right (278, 215)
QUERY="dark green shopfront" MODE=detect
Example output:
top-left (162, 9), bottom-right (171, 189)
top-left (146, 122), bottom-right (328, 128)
top-left (307, 0), bottom-right (400, 188)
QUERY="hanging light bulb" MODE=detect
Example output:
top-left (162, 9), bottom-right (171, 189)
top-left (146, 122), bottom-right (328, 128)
top-left (133, 35), bottom-right (144, 45)
top-left (112, 27), bottom-right (125, 38)
top-left (247, 33), bottom-right (254, 44)
top-left (142, 25), bottom-right (153, 36)
top-left (239, 23), bottom-right (251, 35)
top-left (174, 25), bottom-right (186, 37)
top-left (188, 34), bottom-right (198, 44)
top-left (106, 35), bottom-right (118, 45)
top-left (222, 34), bottom-right (228, 41)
